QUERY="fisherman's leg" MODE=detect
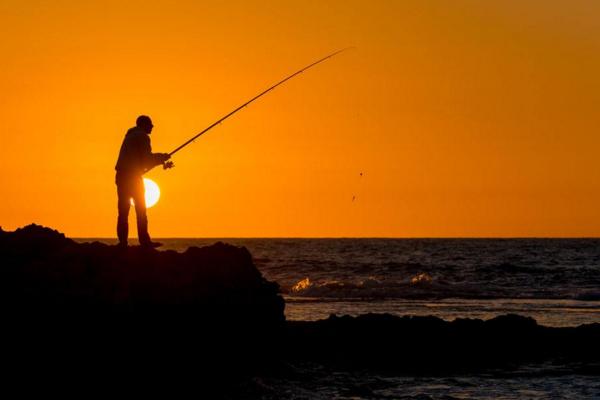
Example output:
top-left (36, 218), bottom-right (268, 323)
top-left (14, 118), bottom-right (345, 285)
top-left (132, 177), bottom-right (151, 244)
top-left (116, 182), bottom-right (131, 246)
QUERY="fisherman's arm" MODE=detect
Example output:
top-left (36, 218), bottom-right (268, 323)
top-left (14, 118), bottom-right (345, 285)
top-left (140, 135), bottom-right (170, 169)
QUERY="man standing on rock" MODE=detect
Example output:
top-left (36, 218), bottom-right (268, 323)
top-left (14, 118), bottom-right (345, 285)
top-left (115, 115), bottom-right (172, 248)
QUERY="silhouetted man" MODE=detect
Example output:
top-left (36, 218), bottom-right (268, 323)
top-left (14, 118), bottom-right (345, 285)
top-left (115, 115), bottom-right (171, 248)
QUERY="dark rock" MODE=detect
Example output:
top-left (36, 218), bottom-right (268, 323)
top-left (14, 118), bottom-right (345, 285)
top-left (0, 223), bottom-right (286, 385)
top-left (0, 224), bottom-right (284, 324)
top-left (286, 313), bottom-right (600, 373)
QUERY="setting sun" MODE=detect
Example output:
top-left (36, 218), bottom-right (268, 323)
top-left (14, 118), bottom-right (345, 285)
top-left (131, 178), bottom-right (160, 208)
top-left (142, 178), bottom-right (160, 208)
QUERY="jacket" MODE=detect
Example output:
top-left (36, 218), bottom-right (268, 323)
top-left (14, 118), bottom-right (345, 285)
top-left (115, 126), bottom-right (164, 176)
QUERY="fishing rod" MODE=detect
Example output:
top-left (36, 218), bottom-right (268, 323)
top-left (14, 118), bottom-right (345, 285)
top-left (156, 47), bottom-right (352, 170)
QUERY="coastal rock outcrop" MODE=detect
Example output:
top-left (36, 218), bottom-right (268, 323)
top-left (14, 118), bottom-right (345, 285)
top-left (287, 313), bottom-right (600, 372)
top-left (0, 223), bottom-right (285, 377)
top-left (0, 224), bottom-right (284, 324)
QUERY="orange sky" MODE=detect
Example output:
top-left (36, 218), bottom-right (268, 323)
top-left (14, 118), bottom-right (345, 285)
top-left (1, 0), bottom-right (600, 237)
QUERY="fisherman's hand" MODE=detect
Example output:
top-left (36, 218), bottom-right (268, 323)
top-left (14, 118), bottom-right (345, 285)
top-left (161, 153), bottom-right (171, 162)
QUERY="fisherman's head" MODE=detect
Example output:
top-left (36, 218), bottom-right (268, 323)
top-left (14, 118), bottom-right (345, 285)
top-left (136, 115), bottom-right (154, 134)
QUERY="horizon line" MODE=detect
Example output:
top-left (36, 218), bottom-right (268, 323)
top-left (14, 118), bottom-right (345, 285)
top-left (73, 236), bottom-right (600, 240)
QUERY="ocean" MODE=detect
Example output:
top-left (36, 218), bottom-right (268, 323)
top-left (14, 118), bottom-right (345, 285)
top-left (80, 238), bottom-right (600, 398)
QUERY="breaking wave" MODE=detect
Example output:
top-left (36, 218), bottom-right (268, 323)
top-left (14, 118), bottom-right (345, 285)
top-left (284, 273), bottom-right (507, 300)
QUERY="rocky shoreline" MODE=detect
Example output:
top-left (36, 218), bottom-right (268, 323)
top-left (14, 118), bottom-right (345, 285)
top-left (1, 224), bottom-right (598, 384)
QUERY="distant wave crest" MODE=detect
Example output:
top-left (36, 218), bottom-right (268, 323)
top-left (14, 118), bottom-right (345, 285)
top-left (285, 273), bottom-right (497, 300)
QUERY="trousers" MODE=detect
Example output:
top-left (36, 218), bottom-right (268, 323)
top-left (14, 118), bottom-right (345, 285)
top-left (116, 172), bottom-right (150, 244)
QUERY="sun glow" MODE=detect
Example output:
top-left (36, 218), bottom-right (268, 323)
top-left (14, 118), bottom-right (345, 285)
top-left (131, 178), bottom-right (161, 208)
top-left (143, 178), bottom-right (160, 208)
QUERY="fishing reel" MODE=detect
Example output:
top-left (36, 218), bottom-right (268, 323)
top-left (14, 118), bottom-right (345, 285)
top-left (163, 161), bottom-right (174, 170)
